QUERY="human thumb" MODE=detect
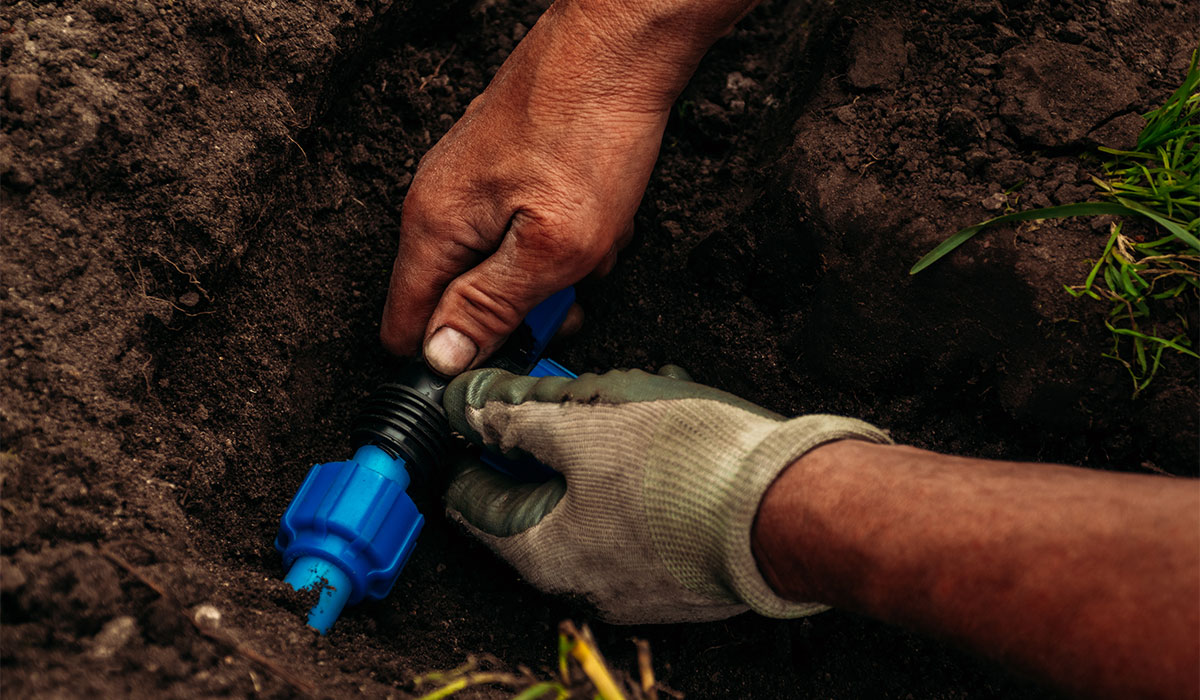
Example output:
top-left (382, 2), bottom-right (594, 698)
top-left (421, 216), bottom-right (607, 376)
top-left (444, 456), bottom-right (566, 538)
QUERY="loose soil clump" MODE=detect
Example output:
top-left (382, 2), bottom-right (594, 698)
top-left (3, 0), bottom-right (1196, 697)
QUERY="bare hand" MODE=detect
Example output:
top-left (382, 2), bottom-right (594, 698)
top-left (380, 1), bottom-right (749, 374)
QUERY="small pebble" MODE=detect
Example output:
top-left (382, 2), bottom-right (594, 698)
top-left (833, 105), bottom-right (856, 124)
top-left (90, 616), bottom-right (138, 659)
top-left (193, 604), bottom-right (221, 629)
top-left (724, 71), bottom-right (758, 94)
top-left (981, 192), bottom-right (1007, 210)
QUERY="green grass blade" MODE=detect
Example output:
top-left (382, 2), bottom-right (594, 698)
top-left (1115, 197), bottom-right (1200, 250)
top-left (910, 203), bottom-right (1137, 274)
top-left (1107, 325), bottom-right (1200, 358)
top-left (1150, 281), bottom-right (1191, 300)
top-left (1080, 227), bottom-right (1120, 291)
top-left (1104, 265), bottom-right (1120, 293)
top-left (513, 682), bottom-right (566, 700)
top-left (1097, 147), bottom-right (1154, 159)
top-left (1139, 49), bottom-right (1199, 147)
top-left (1118, 264), bottom-right (1141, 297)
top-left (913, 46), bottom-right (1197, 392)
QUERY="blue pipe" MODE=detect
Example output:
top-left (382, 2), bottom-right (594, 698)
top-left (276, 288), bottom-right (578, 633)
top-left (284, 556), bottom-right (354, 633)
top-left (277, 444), bottom-right (423, 633)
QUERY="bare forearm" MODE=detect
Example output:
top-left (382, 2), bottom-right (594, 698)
top-left (753, 440), bottom-right (1200, 699)
top-left (490, 0), bottom-right (760, 114)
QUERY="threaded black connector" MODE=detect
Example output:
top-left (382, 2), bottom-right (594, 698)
top-left (350, 361), bottom-right (449, 485)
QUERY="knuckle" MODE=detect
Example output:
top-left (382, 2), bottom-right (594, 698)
top-left (400, 182), bottom-right (437, 225)
top-left (512, 213), bottom-right (608, 266)
top-left (401, 169), bottom-right (460, 230)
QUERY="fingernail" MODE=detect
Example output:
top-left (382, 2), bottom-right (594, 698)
top-left (424, 327), bottom-right (478, 376)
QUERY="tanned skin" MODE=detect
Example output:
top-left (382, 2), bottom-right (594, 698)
top-left (380, 0), bottom-right (759, 374)
top-left (754, 440), bottom-right (1200, 699)
top-left (383, 0), bottom-right (1200, 696)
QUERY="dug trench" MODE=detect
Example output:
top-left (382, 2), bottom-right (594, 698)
top-left (2, 0), bottom-right (1196, 697)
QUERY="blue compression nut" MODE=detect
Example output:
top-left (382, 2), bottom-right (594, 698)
top-left (276, 287), bottom-right (576, 634)
top-left (276, 444), bottom-right (423, 633)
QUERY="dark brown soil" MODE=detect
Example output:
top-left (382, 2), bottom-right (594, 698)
top-left (3, 0), bottom-right (1196, 697)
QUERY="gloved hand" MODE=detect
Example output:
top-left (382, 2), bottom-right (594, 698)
top-left (442, 366), bottom-right (891, 624)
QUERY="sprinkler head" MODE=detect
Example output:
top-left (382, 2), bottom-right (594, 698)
top-left (275, 288), bottom-right (577, 632)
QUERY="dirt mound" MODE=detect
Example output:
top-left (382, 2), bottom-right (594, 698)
top-left (3, 0), bottom-right (1196, 697)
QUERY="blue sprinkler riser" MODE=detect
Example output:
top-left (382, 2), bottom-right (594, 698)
top-left (283, 556), bottom-right (354, 633)
top-left (277, 444), bottom-right (424, 633)
top-left (275, 287), bottom-right (577, 634)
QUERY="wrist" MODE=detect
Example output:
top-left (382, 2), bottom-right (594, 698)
top-left (573, 0), bottom-right (756, 41)
top-left (490, 0), bottom-right (753, 118)
top-left (751, 437), bottom-right (903, 606)
top-left (728, 420), bottom-right (891, 617)
top-left (752, 441), bottom-right (837, 604)
top-left (568, 0), bottom-right (753, 68)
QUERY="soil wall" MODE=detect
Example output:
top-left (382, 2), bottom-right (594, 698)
top-left (3, 0), bottom-right (1196, 697)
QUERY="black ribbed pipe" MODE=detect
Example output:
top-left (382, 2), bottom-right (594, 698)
top-left (350, 361), bottom-right (449, 485)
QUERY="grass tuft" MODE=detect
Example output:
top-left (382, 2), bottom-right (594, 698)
top-left (911, 47), bottom-right (1200, 392)
top-left (412, 621), bottom-right (671, 700)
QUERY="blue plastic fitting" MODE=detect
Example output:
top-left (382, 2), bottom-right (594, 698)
top-left (283, 556), bottom-right (353, 633)
top-left (276, 444), bottom-right (423, 633)
top-left (529, 357), bottom-right (577, 379)
top-left (276, 288), bottom-right (577, 633)
top-left (522, 292), bottom-right (575, 364)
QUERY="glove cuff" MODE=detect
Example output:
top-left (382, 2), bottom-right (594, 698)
top-left (724, 414), bottom-right (892, 618)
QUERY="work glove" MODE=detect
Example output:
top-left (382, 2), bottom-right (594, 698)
top-left (442, 366), bottom-right (891, 624)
